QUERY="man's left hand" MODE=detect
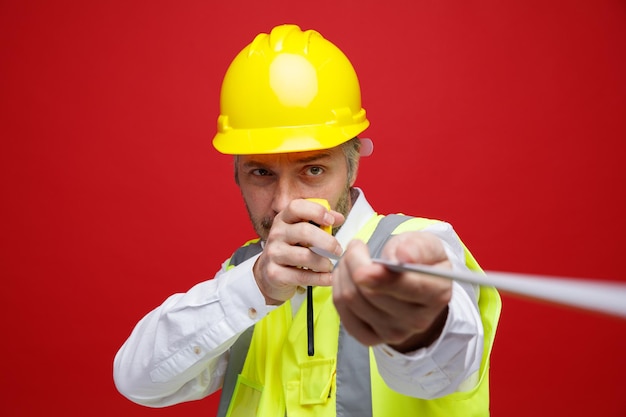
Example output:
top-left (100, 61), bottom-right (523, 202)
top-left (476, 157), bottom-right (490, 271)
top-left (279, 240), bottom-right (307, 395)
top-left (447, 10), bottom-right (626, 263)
top-left (332, 231), bottom-right (452, 353)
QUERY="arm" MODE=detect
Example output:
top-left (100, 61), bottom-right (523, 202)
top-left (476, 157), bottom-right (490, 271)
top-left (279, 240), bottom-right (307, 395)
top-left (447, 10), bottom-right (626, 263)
top-left (113, 255), bottom-right (271, 407)
top-left (332, 222), bottom-right (484, 398)
top-left (114, 199), bottom-right (345, 407)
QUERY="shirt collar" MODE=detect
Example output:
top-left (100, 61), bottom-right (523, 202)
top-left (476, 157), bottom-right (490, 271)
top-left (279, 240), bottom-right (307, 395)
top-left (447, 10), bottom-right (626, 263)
top-left (335, 187), bottom-right (376, 252)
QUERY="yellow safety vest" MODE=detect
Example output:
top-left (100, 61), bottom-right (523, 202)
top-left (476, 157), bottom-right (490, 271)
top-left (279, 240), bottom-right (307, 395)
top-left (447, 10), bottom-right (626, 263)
top-left (219, 214), bottom-right (501, 417)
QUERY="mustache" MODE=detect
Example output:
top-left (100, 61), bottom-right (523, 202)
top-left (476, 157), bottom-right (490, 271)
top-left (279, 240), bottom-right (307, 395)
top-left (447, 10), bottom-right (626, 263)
top-left (260, 217), bottom-right (273, 232)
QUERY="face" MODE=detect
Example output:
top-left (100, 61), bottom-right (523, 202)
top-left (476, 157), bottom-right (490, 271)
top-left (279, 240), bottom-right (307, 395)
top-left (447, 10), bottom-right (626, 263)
top-left (236, 146), bottom-right (355, 240)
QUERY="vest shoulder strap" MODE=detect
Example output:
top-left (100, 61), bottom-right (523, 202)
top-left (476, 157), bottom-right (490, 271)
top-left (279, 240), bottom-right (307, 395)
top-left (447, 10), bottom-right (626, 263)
top-left (364, 214), bottom-right (413, 257)
top-left (227, 239), bottom-right (262, 269)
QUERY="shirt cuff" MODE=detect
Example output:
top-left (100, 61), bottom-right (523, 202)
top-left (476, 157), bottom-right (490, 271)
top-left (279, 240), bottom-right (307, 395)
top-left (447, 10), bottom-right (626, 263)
top-left (218, 255), bottom-right (275, 334)
top-left (372, 281), bottom-right (483, 398)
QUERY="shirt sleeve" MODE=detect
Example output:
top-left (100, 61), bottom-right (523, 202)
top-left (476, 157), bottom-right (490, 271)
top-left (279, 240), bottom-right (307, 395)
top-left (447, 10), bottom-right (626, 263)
top-left (372, 222), bottom-right (484, 399)
top-left (113, 255), bottom-right (270, 407)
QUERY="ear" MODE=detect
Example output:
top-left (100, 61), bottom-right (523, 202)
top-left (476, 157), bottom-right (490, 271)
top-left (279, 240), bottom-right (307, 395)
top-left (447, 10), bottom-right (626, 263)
top-left (348, 157), bottom-right (359, 187)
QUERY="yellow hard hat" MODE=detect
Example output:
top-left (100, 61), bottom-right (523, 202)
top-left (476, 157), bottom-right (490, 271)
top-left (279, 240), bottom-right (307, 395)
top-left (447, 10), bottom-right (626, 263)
top-left (212, 24), bottom-right (370, 155)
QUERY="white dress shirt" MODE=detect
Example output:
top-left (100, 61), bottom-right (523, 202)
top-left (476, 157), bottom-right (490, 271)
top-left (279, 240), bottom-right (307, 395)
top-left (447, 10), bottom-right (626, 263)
top-left (113, 189), bottom-right (484, 407)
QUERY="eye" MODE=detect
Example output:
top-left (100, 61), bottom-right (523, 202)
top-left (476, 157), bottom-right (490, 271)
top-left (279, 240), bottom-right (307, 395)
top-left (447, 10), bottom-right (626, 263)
top-left (306, 166), bottom-right (324, 176)
top-left (251, 168), bottom-right (272, 177)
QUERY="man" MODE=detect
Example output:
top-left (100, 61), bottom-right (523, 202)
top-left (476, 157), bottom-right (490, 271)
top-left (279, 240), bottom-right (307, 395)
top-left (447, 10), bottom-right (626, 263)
top-left (114, 24), bottom-right (501, 416)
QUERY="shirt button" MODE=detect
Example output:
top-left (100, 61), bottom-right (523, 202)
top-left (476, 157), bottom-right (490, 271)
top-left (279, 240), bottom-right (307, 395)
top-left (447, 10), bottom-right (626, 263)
top-left (296, 286), bottom-right (306, 294)
top-left (193, 346), bottom-right (202, 355)
top-left (248, 307), bottom-right (257, 319)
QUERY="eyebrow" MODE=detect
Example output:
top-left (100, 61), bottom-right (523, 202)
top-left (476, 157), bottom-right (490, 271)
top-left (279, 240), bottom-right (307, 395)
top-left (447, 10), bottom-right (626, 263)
top-left (242, 152), bottom-right (333, 169)
top-left (293, 152), bottom-right (333, 164)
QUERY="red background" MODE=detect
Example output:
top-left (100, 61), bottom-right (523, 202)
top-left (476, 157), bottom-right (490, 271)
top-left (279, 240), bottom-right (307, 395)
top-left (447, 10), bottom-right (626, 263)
top-left (1, 1), bottom-right (625, 416)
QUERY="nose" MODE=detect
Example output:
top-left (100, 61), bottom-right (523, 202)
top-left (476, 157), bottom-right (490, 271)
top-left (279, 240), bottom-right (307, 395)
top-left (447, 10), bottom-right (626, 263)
top-left (271, 176), bottom-right (299, 214)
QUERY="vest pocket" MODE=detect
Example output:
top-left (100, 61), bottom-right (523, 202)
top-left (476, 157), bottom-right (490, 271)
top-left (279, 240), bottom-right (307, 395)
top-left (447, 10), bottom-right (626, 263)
top-left (299, 358), bottom-right (335, 405)
top-left (226, 374), bottom-right (263, 417)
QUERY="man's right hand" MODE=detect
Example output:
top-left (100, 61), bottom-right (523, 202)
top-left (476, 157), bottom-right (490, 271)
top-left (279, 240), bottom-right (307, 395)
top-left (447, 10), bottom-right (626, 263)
top-left (252, 199), bottom-right (344, 305)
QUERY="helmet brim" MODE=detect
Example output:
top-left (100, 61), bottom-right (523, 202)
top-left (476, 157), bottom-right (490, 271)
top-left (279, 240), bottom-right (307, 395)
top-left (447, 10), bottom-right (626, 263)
top-left (212, 120), bottom-right (370, 155)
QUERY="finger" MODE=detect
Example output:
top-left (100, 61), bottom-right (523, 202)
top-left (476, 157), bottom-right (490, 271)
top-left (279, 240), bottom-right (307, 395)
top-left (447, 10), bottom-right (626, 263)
top-left (333, 239), bottom-right (400, 306)
top-left (382, 231), bottom-right (448, 265)
top-left (332, 239), bottom-right (369, 313)
top-left (363, 260), bottom-right (454, 303)
top-left (265, 241), bottom-right (334, 273)
top-left (280, 199), bottom-right (344, 230)
top-left (337, 273), bottom-right (451, 347)
top-left (359, 289), bottom-right (448, 335)
top-left (336, 281), bottom-right (434, 346)
top-left (333, 299), bottom-right (383, 346)
top-left (333, 240), bottom-right (390, 344)
top-left (293, 268), bottom-right (334, 287)
top-left (335, 239), bottom-right (452, 345)
top-left (256, 263), bottom-right (333, 303)
top-left (342, 317), bottom-right (383, 346)
top-left (280, 221), bottom-right (343, 258)
top-left (263, 256), bottom-right (334, 288)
